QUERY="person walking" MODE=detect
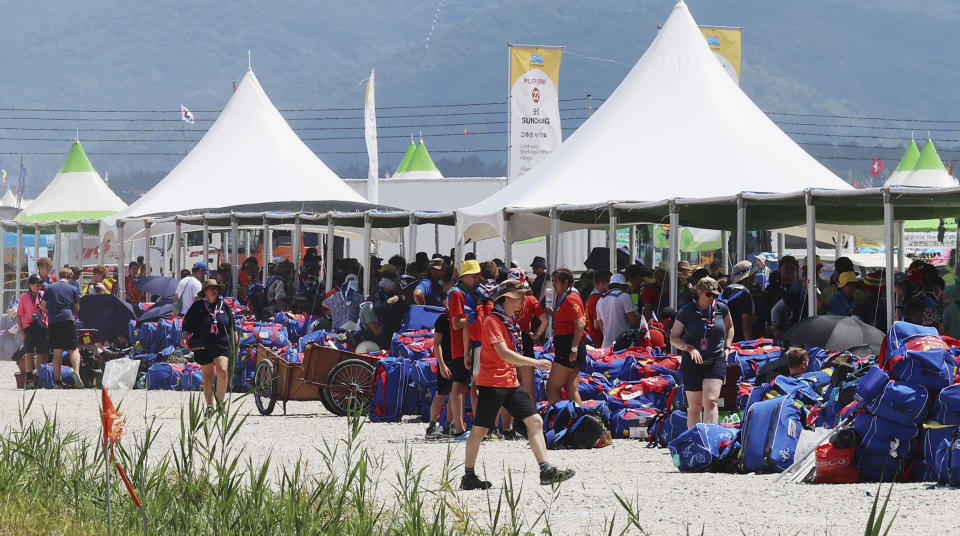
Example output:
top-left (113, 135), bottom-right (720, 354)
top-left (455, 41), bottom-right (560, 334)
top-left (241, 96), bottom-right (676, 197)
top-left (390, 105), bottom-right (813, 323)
top-left (41, 268), bottom-right (83, 388)
top-left (546, 268), bottom-right (586, 405)
top-left (461, 279), bottom-right (575, 490)
top-left (16, 274), bottom-right (49, 388)
top-left (182, 279), bottom-right (236, 415)
top-left (669, 277), bottom-right (733, 429)
top-left (175, 262), bottom-right (206, 315)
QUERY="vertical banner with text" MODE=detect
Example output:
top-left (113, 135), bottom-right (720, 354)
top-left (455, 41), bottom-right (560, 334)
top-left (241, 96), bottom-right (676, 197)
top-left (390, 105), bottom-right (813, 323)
top-left (700, 26), bottom-right (742, 84)
top-left (508, 45), bottom-right (563, 180)
top-left (364, 68), bottom-right (379, 204)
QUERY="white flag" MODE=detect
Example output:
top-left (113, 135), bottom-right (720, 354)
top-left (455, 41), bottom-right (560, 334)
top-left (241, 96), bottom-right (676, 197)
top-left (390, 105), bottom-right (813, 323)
top-left (180, 105), bottom-right (195, 124)
top-left (364, 68), bottom-right (379, 204)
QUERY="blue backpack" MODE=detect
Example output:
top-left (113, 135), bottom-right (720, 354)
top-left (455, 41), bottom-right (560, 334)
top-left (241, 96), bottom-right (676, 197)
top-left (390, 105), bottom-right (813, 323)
top-left (667, 423), bottom-right (739, 473)
top-left (542, 401), bottom-right (610, 449)
top-left (740, 395), bottom-right (804, 473)
top-left (147, 363), bottom-right (182, 390)
top-left (934, 384), bottom-right (960, 425)
top-left (369, 358), bottom-right (411, 423)
top-left (914, 424), bottom-right (958, 482)
top-left (935, 434), bottom-right (960, 486)
top-left (646, 410), bottom-right (688, 447)
top-left (410, 359), bottom-right (439, 421)
top-left (856, 451), bottom-right (907, 482)
top-left (853, 413), bottom-right (918, 458)
top-left (745, 376), bottom-right (820, 412)
top-left (180, 368), bottom-right (203, 391)
top-left (887, 348), bottom-right (955, 391)
top-left (36, 363), bottom-right (75, 388)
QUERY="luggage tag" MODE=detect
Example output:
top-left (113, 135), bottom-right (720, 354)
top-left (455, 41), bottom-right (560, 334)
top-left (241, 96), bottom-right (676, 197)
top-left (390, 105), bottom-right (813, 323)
top-left (700, 338), bottom-right (709, 352)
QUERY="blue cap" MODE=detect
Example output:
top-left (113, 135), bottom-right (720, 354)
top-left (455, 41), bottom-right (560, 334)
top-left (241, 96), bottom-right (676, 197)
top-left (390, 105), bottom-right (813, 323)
top-left (193, 262), bottom-right (208, 272)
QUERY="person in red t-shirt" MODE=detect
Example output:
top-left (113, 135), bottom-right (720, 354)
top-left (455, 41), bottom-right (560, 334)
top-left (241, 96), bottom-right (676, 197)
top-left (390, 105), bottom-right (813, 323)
top-left (17, 275), bottom-right (49, 388)
top-left (507, 268), bottom-right (548, 406)
top-left (445, 259), bottom-right (483, 437)
top-left (547, 269), bottom-right (587, 404)
top-left (461, 279), bottom-right (575, 490)
top-left (647, 306), bottom-right (676, 351)
top-left (585, 270), bottom-right (610, 346)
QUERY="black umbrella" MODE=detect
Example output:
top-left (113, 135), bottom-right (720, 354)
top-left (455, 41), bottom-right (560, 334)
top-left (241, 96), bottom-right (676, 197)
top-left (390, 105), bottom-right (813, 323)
top-left (133, 276), bottom-right (179, 298)
top-left (783, 315), bottom-right (885, 352)
top-left (583, 247), bottom-right (639, 272)
top-left (78, 294), bottom-right (136, 342)
top-left (138, 303), bottom-right (174, 322)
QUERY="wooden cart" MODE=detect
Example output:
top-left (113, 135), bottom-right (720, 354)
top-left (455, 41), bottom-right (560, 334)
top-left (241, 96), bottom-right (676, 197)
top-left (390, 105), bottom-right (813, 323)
top-left (251, 343), bottom-right (378, 416)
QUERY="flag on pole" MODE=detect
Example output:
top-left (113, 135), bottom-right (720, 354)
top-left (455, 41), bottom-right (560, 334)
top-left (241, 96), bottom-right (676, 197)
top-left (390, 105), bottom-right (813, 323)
top-left (870, 157), bottom-right (884, 177)
top-left (364, 68), bottom-right (379, 204)
top-left (102, 388), bottom-right (125, 457)
top-left (1, 169), bottom-right (6, 184)
top-left (17, 160), bottom-right (26, 208)
top-left (232, 79), bottom-right (237, 93)
top-left (180, 105), bottom-right (195, 124)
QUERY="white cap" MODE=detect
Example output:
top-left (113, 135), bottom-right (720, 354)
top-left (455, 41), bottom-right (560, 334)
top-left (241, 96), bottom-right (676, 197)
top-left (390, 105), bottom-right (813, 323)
top-left (610, 273), bottom-right (628, 285)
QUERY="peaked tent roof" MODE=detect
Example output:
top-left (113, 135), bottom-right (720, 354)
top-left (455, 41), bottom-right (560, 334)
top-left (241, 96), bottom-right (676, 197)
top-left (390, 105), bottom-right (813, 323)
top-left (394, 139), bottom-right (443, 179)
top-left (0, 187), bottom-right (16, 207)
top-left (394, 141), bottom-right (416, 175)
top-left (110, 69), bottom-right (378, 222)
top-left (16, 141), bottom-right (127, 221)
top-left (891, 140), bottom-right (958, 188)
top-left (458, 0), bottom-right (852, 243)
top-left (884, 141), bottom-right (920, 186)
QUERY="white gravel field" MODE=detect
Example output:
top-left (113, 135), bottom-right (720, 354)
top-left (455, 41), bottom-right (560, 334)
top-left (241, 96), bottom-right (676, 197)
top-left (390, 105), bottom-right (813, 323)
top-left (1, 360), bottom-right (957, 536)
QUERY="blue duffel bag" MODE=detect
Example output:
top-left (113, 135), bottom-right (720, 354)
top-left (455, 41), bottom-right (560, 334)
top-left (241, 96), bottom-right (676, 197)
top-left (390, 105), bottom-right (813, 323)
top-left (935, 435), bottom-right (960, 486)
top-left (667, 423), bottom-right (739, 473)
top-left (933, 384), bottom-right (960, 426)
top-left (854, 413), bottom-right (918, 458)
top-left (369, 357), bottom-right (411, 423)
top-left (739, 395), bottom-right (804, 473)
top-left (856, 451), bottom-right (906, 482)
top-left (855, 367), bottom-right (930, 425)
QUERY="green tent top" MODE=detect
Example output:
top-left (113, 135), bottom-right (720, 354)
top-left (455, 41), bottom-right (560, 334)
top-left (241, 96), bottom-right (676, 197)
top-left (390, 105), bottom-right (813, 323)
top-left (894, 140), bottom-right (920, 172)
top-left (61, 141), bottom-right (97, 173)
top-left (394, 141), bottom-right (416, 175)
top-left (913, 139), bottom-right (947, 172)
top-left (394, 139), bottom-right (443, 178)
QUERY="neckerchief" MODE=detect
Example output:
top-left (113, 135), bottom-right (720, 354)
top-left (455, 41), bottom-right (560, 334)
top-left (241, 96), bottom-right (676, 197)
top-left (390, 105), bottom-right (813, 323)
top-left (556, 286), bottom-right (578, 310)
top-left (31, 290), bottom-right (46, 323)
top-left (695, 300), bottom-right (720, 336)
top-left (203, 297), bottom-right (225, 335)
top-left (490, 303), bottom-right (522, 354)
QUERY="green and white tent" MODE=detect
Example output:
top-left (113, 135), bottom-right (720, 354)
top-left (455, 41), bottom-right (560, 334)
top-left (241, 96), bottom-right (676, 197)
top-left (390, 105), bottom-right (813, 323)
top-left (883, 140), bottom-right (920, 186)
top-left (393, 138), bottom-right (443, 179)
top-left (887, 139), bottom-right (957, 188)
top-left (16, 141), bottom-right (127, 221)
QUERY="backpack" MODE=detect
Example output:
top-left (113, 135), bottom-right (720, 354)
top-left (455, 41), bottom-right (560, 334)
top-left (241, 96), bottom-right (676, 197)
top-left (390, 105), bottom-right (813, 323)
top-left (739, 395), bottom-right (805, 473)
top-left (856, 451), bottom-right (907, 483)
top-left (180, 364), bottom-right (204, 391)
top-left (935, 433), bottom-right (960, 486)
top-left (577, 374), bottom-right (613, 401)
top-left (606, 407), bottom-right (658, 439)
top-left (915, 423), bottom-right (958, 482)
top-left (716, 284), bottom-right (747, 308)
top-left (854, 413), bottom-right (918, 458)
top-left (854, 366), bottom-right (930, 425)
top-left (667, 423), bottom-right (739, 473)
top-left (36, 363), bottom-right (75, 388)
top-left (147, 362), bottom-right (184, 390)
top-left (744, 376), bottom-right (820, 412)
top-left (369, 357), bottom-right (411, 423)
top-left (647, 410), bottom-right (688, 447)
top-left (933, 384), bottom-right (960, 425)
top-left (410, 358), bottom-right (439, 421)
top-left (885, 347), bottom-right (955, 390)
top-left (239, 322), bottom-right (290, 348)
top-left (542, 401), bottom-right (612, 449)
top-left (733, 345), bottom-right (783, 383)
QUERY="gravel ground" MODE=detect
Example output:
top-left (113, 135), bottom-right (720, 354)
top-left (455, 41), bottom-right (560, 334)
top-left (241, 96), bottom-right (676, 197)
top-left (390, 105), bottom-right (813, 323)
top-left (1, 360), bottom-right (957, 535)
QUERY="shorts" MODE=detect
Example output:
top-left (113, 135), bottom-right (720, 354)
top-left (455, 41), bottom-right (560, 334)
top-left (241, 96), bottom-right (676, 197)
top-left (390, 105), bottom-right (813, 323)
top-left (23, 325), bottom-right (49, 355)
top-left (193, 347), bottom-right (229, 366)
top-left (680, 355), bottom-right (727, 392)
top-left (470, 345), bottom-right (482, 377)
top-left (47, 321), bottom-right (78, 351)
top-left (552, 333), bottom-right (586, 370)
top-left (436, 359), bottom-right (455, 395)
top-left (474, 385), bottom-right (538, 430)
top-left (449, 357), bottom-right (471, 385)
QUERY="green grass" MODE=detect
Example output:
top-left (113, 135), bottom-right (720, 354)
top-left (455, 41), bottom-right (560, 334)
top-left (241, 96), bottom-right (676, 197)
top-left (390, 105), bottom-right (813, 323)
top-left (0, 391), bottom-right (900, 535)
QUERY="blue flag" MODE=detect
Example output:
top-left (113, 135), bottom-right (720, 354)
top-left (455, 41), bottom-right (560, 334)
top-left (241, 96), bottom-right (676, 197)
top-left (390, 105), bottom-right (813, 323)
top-left (17, 160), bottom-right (26, 208)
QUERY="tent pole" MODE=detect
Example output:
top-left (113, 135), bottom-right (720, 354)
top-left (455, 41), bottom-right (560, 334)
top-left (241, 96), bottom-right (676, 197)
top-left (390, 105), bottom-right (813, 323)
top-left (245, 230), bottom-right (251, 266)
top-left (14, 224), bottom-right (22, 299)
top-left (143, 221), bottom-right (152, 301)
top-left (325, 215), bottom-right (335, 295)
top-left (454, 216), bottom-right (463, 267)
top-left (503, 212), bottom-right (513, 268)
top-left (884, 189), bottom-right (896, 329)
top-left (645, 225), bottom-right (655, 268)
top-left (78, 223), bottom-right (84, 287)
top-left (362, 213), bottom-right (372, 296)
top-left (173, 217), bottom-right (182, 278)
top-left (261, 216), bottom-right (269, 285)
top-left (434, 224), bottom-right (440, 256)
top-left (54, 222), bottom-right (62, 274)
top-left (834, 232), bottom-right (842, 261)
top-left (230, 213), bottom-right (239, 299)
top-left (33, 223), bottom-right (39, 270)
top-left (628, 225), bottom-right (637, 264)
top-left (721, 230), bottom-right (729, 274)
top-left (292, 214), bottom-right (302, 296)
top-left (407, 214), bottom-right (418, 264)
top-left (736, 194), bottom-right (746, 262)
top-left (117, 221), bottom-right (126, 302)
top-left (607, 204), bottom-right (617, 272)
top-left (776, 232), bottom-right (784, 260)
top-left (668, 201), bottom-right (679, 311)
top-left (805, 191), bottom-right (817, 317)
top-left (548, 207), bottom-right (559, 273)
top-left (897, 221), bottom-right (905, 272)
top-left (202, 215), bottom-right (209, 270)
top-left (586, 227), bottom-right (593, 259)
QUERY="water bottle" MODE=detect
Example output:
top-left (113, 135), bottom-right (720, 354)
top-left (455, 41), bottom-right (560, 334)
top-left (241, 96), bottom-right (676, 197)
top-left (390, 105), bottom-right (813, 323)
top-left (543, 286), bottom-right (555, 312)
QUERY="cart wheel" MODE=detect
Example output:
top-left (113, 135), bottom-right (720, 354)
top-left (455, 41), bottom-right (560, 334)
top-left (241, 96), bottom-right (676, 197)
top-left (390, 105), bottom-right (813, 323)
top-left (253, 359), bottom-right (277, 416)
top-left (321, 359), bottom-right (376, 417)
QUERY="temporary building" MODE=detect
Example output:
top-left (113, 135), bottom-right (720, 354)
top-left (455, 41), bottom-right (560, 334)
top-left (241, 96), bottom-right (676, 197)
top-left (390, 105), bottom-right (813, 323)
top-left (890, 139), bottom-right (958, 188)
top-left (884, 141), bottom-right (921, 186)
top-left (458, 0), bottom-right (851, 244)
top-left (109, 68), bottom-right (377, 223)
top-left (16, 141), bottom-right (127, 222)
top-left (394, 140), bottom-right (417, 176)
top-left (0, 187), bottom-right (16, 208)
top-left (393, 138), bottom-right (443, 179)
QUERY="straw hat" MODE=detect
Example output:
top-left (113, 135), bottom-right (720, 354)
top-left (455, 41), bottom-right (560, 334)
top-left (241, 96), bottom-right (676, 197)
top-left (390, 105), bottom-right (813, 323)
top-left (197, 278), bottom-right (226, 297)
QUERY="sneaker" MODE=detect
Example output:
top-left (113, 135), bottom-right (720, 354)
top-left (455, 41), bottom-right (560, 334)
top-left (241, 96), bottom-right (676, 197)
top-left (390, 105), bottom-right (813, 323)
top-left (501, 429), bottom-right (520, 441)
top-left (486, 430), bottom-right (500, 440)
top-left (454, 430), bottom-right (471, 441)
top-left (460, 473), bottom-right (493, 491)
top-left (205, 405), bottom-right (215, 418)
top-left (72, 376), bottom-right (84, 389)
top-left (539, 465), bottom-right (576, 486)
top-left (425, 424), bottom-right (444, 440)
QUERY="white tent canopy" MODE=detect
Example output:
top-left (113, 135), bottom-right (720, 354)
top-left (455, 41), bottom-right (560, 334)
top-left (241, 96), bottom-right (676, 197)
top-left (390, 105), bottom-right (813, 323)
top-left (108, 68), bottom-right (376, 227)
top-left (458, 0), bottom-right (852, 243)
top-left (0, 187), bottom-right (16, 208)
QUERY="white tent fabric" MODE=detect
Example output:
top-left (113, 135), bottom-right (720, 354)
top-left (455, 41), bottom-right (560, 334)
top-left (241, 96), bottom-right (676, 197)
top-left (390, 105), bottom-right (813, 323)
top-left (457, 0), bottom-right (852, 243)
top-left (108, 69), bottom-right (374, 224)
top-left (0, 187), bottom-right (16, 207)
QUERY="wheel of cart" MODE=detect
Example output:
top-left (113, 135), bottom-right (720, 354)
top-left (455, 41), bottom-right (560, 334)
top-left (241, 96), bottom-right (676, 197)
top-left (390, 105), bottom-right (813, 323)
top-left (302, 345), bottom-right (379, 417)
top-left (253, 359), bottom-right (277, 415)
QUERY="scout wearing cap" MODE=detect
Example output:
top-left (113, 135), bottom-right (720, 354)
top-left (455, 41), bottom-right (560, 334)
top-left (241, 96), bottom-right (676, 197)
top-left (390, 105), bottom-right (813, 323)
top-left (730, 260), bottom-right (758, 284)
top-left (492, 279), bottom-right (530, 301)
top-left (695, 276), bottom-right (720, 297)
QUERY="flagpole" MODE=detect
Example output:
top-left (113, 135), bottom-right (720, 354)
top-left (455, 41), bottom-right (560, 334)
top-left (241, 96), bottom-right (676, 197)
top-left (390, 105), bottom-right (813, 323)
top-left (104, 419), bottom-right (114, 536)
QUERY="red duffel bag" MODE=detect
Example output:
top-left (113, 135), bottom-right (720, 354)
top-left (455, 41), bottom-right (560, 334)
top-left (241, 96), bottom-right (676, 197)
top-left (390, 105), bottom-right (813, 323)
top-left (815, 443), bottom-right (859, 484)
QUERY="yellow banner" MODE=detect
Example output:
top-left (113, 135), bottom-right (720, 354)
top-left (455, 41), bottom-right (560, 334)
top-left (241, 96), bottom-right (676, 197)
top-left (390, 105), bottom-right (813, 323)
top-left (509, 47), bottom-right (562, 88)
top-left (700, 26), bottom-right (742, 83)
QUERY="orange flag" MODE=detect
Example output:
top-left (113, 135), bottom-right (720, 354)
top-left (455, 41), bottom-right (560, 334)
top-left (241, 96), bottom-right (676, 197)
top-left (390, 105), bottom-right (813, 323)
top-left (101, 388), bottom-right (125, 458)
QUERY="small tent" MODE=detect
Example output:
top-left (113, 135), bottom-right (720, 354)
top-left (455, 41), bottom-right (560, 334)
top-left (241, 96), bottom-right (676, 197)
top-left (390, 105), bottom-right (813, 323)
top-left (393, 138), bottom-right (443, 179)
top-left (0, 187), bottom-right (16, 208)
top-left (394, 140), bottom-right (416, 176)
top-left (888, 139), bottom-right (958, 188)
top-left (884, 141), bottom-right (920, 186)
top-left (16, 141), bottom-right (127, 221)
